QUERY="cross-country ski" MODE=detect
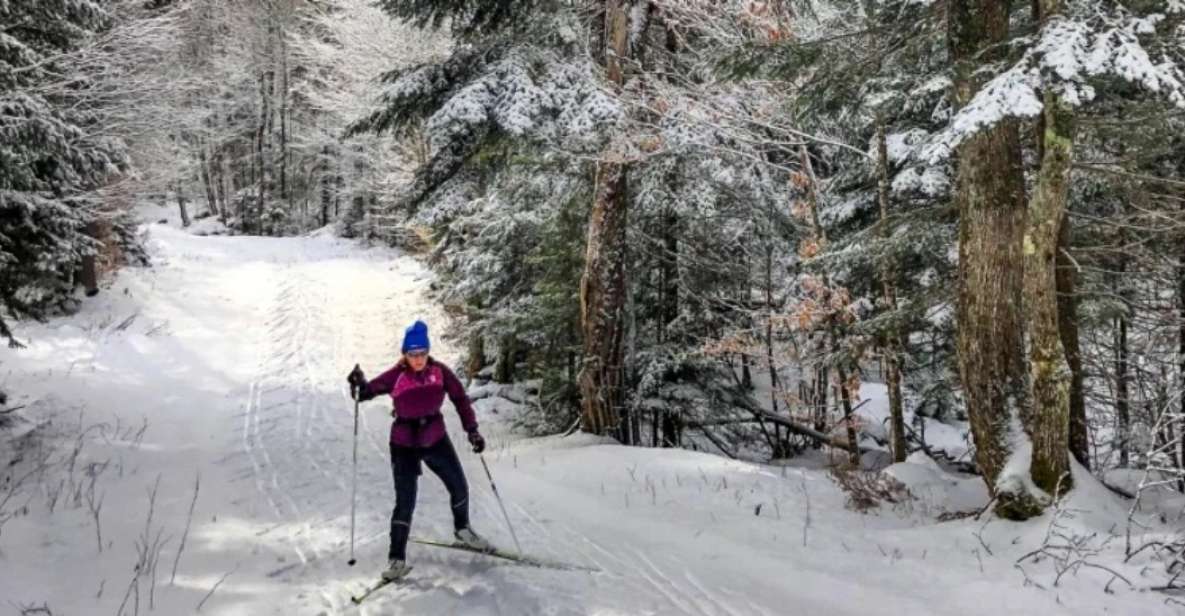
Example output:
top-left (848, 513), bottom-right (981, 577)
top-left (350, 565), bottom-right (413, 605)
top-left (411, 537), bottom-right (599, 572)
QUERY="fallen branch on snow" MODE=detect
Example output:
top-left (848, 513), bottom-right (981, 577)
top-left (196, 564), bottom-right (239, 612)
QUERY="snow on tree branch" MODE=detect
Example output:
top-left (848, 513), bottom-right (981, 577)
top-left (924, 8), bottom-right (1185, 163)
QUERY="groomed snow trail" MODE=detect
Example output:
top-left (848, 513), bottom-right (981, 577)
top-left (0, 220), bottom-right (1173, 615)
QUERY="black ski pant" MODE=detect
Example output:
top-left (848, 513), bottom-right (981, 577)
top-left (388, 435), bottom-right (470, 561)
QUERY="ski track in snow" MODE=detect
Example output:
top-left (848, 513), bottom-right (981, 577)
top-left (164, 225), bottom-right (780, 615)
top-left (2, 219), bottom-right (1176, 616)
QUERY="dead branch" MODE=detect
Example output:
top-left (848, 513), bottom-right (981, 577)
top-left (170, 472), bottom-right (200, 584)
top-left (16, 602), bottom-right (53, 615)
top-left (196, 564), bottom-right (239, 612)
top-left (691, 424), bottom-right (737, 459)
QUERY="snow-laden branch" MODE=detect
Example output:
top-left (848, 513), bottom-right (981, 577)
top-left (924, 9), bottom-right (1185, 163)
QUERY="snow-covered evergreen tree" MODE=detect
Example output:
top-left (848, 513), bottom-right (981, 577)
top-left (0, 0), bottom-right (126, 346)
top-left (350, 1), bottom-right (810, 446)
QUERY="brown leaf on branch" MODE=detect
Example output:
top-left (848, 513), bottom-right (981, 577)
top-left (799, 238), bottom-right (821, 259)
top-left (790, 199), bottom-right (811, 221)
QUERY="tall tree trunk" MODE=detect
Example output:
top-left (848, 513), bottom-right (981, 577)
top-left (760, 184), bottom-right (785, 455)
top-left (741, 353), bottom-right (753, 389)
top-left (1178, 237), bottom-right (1185, 490)
top-left (320, 145), bottom-right (332, 227)
top-left (257, 68), bottom-right (274, 235)
top-left (656, 226), bottom-right (665, 347)
top-left (765, 239), bottom-right (780, 416)
top-left (795, 145), bottom-right (832, 451)
top-left (876, 122), bottom-right (908, 463)
top-left (466, 333), bottom-right (485, 378)
top-left (351, 145), bottom-right (367, 237)
top-left (580, 161), bottom-right (629, 438)
top-left (812, 366), bottom-right (828, 444)
top-left (279, 27), bottom-right (289, 207)
top-left (198, 140), bottom-right (218, 219)
top-left (80, 220), bottom-right (100, 297)
top-left (1056, 211), bottom-right (1088, 469)
top-left (661, 411), bottom-right (682, 448)
top-left (836, 364), bottom-right (861, 467)
top-left (663, 208), bottom-right (678, 334)
top-left (1023, 81), bottom-right (1075, 496)
top-left (495, 334), bottom-right (516, 384)
top-left (579, 0), bottom-right (634, 441)
top-left (334, 155), bottom-right (344, 219)
top-left (659, 207), bottom-right (683, 446)
top-left (176, 180), bottom-right (191, 228)
top-left (950, 0), bottom-right (1039, 519)
top-left (1115, 252), bottom-right (1131, 467)
top-left (215, 147), bottom-right (228, 224)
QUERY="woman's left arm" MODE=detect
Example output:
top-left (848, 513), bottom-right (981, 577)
top-left (441, 365), bottom-right (478, 434)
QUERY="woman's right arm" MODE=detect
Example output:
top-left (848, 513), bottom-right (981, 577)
top-left (364, 361), bottom-right (405, 399)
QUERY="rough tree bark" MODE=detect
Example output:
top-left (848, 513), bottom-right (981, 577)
top-left (579, 0), bottom-right (635, 441)
top-left (950, 0), bottom-right (1040, 519)
top-left (1021, 0), bottom-right (1078, 502)
top-left (466, 332), bottom-right (485, 378)
top-left (1056, 211), bottom-right (1089, 469)
top-left (580, 161), bottom-right (629, 438)
top-left (495, 335), bottom-right (517, 384)
top-left (1023, 79), bottom-right (1075, 497)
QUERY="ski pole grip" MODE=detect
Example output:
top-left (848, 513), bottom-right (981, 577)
top-left (349, 363), bottom-right (362, 400)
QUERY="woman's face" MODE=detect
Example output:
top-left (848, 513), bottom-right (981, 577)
top-left (405, 349), bottom-right (429, 372)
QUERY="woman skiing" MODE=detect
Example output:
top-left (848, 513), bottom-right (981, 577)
top-left (347, 319), bottom-right (491, 580)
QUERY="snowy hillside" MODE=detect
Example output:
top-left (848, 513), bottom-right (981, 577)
top-left (0, 213), bottom-right (1180, 615)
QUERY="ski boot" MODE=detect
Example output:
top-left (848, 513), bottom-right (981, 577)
top-left (382, 559), bottom-right (412, 581)
top-left (454, 527), bottom-right (494, 553)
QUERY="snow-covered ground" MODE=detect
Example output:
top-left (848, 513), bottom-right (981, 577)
top-left (1, 208), bottom-right (1180, 615)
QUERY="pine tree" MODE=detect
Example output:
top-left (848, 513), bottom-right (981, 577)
top-left (347, 1), bottom-right (616, 428)
top-left (351, 2), bottom-right (808, 448)
top-left (0, 0), bottom-right (126, 347)
top-left (721, 0), bottom-right (959, 458)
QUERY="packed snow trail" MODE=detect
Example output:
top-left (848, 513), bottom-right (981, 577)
top-left (0, 215), bottom-right (1173, 615)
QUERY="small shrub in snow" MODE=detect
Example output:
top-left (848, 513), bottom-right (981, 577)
top-left (830, 466), bottom-right (911, 513)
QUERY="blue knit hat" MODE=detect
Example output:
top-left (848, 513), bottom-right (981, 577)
top-left (401, 320), bottom-right (431, 353)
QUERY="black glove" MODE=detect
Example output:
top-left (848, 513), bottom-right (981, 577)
top-left (347, 365), bottom-right (367, 400)
top-left (467, 430), bottom-right (486, 454)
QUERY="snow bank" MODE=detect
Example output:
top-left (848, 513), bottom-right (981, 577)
top-left (882, 451), bottom-right (990, 515)
top-left (855, 382), bottom-right (972, 462)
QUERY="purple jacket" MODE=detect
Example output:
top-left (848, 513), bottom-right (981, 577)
top-left (366, 358), bottom-right (478, 448)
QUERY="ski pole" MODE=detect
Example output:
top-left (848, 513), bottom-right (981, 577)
top-left (478, 453), bottom-right (522, 554)
top-left (348, 377), bottom-right (360, 566)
